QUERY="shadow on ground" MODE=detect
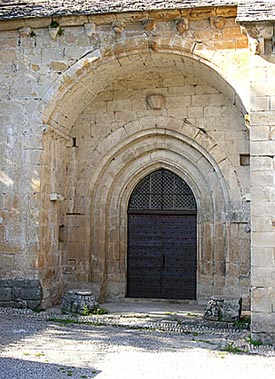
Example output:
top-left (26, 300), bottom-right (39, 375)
top-left (0, 357), bottom-right (100, 379)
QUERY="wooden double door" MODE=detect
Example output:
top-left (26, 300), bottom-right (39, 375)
top-left (127, 213), bottom-right (197, 300)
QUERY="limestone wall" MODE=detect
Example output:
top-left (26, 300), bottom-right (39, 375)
top-left (0, 7), bottom-right (250, 307)
top-left (245, 24), bottom-right (275, 343)
top-left (68, 68), bottom-right (250, 303)
top-left (0, 29), bottom-right (42, 282)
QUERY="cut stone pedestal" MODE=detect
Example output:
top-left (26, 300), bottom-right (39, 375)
top-left (61, 289), bottom-right (97, 314)
top-left (204, 296), bottom-right (242, 322)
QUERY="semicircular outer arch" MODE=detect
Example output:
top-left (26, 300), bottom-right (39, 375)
top-left (40, 36), bottom-right (249, 132)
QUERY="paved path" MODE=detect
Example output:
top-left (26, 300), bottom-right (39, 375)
top-left (1, 308), bottom-right (275, 379)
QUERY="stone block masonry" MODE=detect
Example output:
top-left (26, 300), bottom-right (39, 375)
top-left (0, 4), bottom-right (250, 309)
top-left (239, 21), bottom-right (275, 344)
top-left (2, 0), bottom-right (275, 343)
top-left (0, 279), bottom-right (43, 309)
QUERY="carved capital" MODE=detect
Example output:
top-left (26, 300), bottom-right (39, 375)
top-left (241, 24), bottom-right (275, 55)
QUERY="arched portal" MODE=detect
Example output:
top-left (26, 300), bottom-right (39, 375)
top-left (127, 168), bottom-right (197, 300)
top-left (39, 43), bottom-right (250, 306)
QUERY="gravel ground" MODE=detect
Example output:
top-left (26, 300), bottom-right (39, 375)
top-left (1, 311), bottom-right (275, 379)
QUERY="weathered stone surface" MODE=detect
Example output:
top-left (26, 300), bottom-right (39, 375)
top-left (27, 300), bottom-right (41, 309)
top-left (62, 289), bottom-right (97, 314)
top-left (0, 288), bottom-right (11, 301)
top-left (0, 279), bottom-right (15, 288)
top-left (0, 279), bottom-right (42, 309)
top-left (0, 300), bottom-right (27, 308)
top-left (0, 0), bottom-right (273, 343)
top-left (50, 61), bottom-right (68, 72)
top-left (204, 297), bottom-right (242, 322)
top-left (20, 287), bottom-right (42, 300)
top-left (11, 287), bottom-right (20, 300)
top-left (13, 279), bottom-right (41, 288)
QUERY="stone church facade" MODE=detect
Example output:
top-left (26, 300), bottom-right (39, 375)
top-left (0, 0), bottom-right (274, 342)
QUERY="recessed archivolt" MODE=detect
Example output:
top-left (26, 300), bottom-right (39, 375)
top-left (88, 128), bottom-right (231, 299)
top-left (90, 135), bottom-right (228, 226)
top-left (88, 115), bottom-right (243, 211)
top-left (41, 36), bottom-right (248, 132)
top-left (88, 127), bottom-right (231, 282)
top-left (107, 154), bottom-right (211, 220)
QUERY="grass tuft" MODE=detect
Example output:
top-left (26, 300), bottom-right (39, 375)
top-left (224, 343), bottom-right (244, 354)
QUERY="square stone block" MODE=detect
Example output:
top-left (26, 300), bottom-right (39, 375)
top-left (204, 296), bottom-right (242, 322)
top-left (62, 289), bottom-right (97, 314)
top-left (0, 287), bottom-right (11, 301)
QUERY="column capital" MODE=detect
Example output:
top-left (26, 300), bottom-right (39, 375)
top-left (241, 22), bottom-right (275, 55)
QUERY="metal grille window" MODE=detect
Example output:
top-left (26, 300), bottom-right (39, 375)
top-left (128, 169), bottom-right (196, 211)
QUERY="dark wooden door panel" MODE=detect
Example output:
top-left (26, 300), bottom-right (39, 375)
top-left (161, 215), bottom-right (196, 299)
top-left (127, 214), bottom-right (162, 297)
top-left (127, 214), bottom-right (197, 299)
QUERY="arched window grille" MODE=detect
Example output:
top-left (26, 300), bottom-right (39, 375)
top-left (128, 169), bottom-right (196, 212)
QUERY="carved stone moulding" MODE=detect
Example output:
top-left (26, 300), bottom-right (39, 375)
top-left (146, 94), bottom-right (166, 110)
top-left (210, 16), bottom-right (225, 29)
top-left (241, 23), bottom-right (275, 56)
top-left (143, 19), bottom-right (156, 36)
top-left (175, 18), bottom-right (189, 35)
top-left (112, 21), bottom-right (125, 34)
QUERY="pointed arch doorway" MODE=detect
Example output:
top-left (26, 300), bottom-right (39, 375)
top-left (127, 169), bottom-right (197, 300)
